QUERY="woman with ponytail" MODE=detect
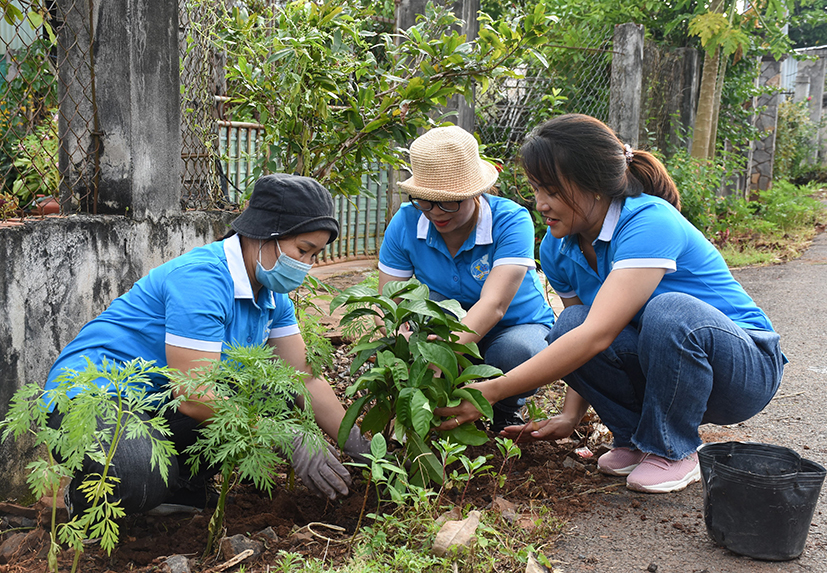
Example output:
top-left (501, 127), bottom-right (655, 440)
top-left (435, 114), bottom-right (785, 494)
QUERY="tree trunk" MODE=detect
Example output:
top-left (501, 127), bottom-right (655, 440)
top-left (691, 46), bottom-right (720, 160)
top-left (708, 55), bottom-right (729, 160)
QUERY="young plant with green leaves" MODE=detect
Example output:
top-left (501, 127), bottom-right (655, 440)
top-left (0, 358), bottom-right (178, 573)
top-left (170, 343), bottom-right (325, 558)
top-left (330, 279), bottom-right (501, 487)
top-left (195, 0), bottom-right (555, 198)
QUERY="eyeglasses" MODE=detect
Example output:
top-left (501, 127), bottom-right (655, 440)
top-left (409, 197), bottom-right (463, 213)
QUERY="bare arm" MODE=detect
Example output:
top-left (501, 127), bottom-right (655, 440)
top-left (166, 344), bottom-right (222, 423)
top-left (269, 333), bottom-right (346, 440)
top-left (435, 267), bottom-right (667, 428)
top-left (454, 264), bottom-right (527, 345)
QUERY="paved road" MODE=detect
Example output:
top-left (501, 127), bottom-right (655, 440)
top-left (552, 232), bottom-right (827, 572)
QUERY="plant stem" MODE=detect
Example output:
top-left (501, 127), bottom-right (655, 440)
top-left (350, 472), bottom-right (372, 547)
top-left (204, 468), bottom-right (232, 559)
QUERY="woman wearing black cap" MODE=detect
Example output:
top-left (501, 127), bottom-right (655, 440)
top-left (45, 174), bottom-right (369, 516)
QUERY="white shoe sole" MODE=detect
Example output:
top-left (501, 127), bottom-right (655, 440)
top-left (598, 462), bottom-right (642, 477)
top-left (625, 462), bottom-right (701, 493)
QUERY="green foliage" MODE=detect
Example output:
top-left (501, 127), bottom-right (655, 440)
top-left (790, 0), bottom-right (827, 49)
top-left (330, 279), bottom-right (502, 487)
top-left (755, 179), bottom-right (826, 232)
top-left (201, 0), bottom-right (554, 197)
top-left (1, 37), bottom-right (57, 201)
top-left (293, 275), bottom-right (337, 377)
top-left (341, 271), bottom-right (380, 341)
top-left (11, 111), bottom-right (59, 208)
top-left (774, 100), bottom-right (821, 182)
top-left (171, 343), bottom-right (325, 556)
top-left (0, 358), bottom-right (178, 572)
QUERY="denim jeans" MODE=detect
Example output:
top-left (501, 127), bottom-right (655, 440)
top-left (48, 403), bottom-right (213, 515)
top-left (549, 293), bottom-right (784, 460)
top-left (478, 323), bottom-right (552, 416)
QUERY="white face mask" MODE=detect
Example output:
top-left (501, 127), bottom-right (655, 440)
top-left (255, 240), bottom-right (311, 293)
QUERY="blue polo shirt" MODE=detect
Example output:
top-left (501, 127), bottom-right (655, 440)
top-left (379, 194), bottom-right (555, 335)
top-left (45, 234), bottom-right (299, 399)
top-left (539, 194), bottom-right (773, 331)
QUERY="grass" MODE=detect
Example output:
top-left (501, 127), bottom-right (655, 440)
top-left (268, 500), bottom-right (566, 572)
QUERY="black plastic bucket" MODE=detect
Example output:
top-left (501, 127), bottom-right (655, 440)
top-left (698, 442), bottom-right (826, 561)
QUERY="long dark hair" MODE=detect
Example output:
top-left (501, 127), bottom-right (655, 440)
top-left (520, 114), bottom-right (680, 212)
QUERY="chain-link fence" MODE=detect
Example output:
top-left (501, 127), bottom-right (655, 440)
top-left (0, 0), bottom-right (97, 218)
top-left (476, 24), bottom-right (614, 161)
top-left (179, 0), bottom-right (225, 210)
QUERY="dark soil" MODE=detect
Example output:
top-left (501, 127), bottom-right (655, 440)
top-left (0, 418), bottom-right (612, 572)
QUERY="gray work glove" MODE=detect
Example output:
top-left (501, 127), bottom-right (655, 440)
top-left (342, 426), bottom-right (372, 466)
top-left (290, 433), bottom-right (352, 500)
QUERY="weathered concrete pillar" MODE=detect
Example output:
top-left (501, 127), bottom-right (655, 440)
top-left (640, 43), bottom-right (699, 155)
top-left (750, 55), bottom-right (783, 192)
top-left (57, 0), bottom-right (181, 218)
top-left (609, 23), bottom-right (644, 147)
top-left (793, 51), bottom-right (827, 163)
top-left (396, 0), bottom-right (478, 132)
top-left (671, 47), bottom-right (700, 154)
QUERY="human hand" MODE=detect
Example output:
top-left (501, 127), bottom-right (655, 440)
top-left (290, 433), bottom-right (352, 500)
top-left (342, 426), bottom-right (371, 466)
top-left (498, 414), bottom-right (579, 443)
top-left (433, 399), bottom-right (485, 431)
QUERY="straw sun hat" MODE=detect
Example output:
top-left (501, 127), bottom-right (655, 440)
top-left (398, 126), bottom-right (499, 201)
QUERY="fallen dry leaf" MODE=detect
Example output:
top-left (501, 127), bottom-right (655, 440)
top-left (431, 510), bottom-right (481, 557)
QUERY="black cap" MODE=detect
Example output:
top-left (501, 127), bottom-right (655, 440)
top-left (231, 174), bottom-right (339, 243)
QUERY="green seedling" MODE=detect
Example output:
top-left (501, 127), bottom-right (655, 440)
top-left (0, 358), bottom-right (178, 573)
top-left (171, 343), bottom-right (325, 558)
top-left (330, 279), bottom-right (502, 488)
top-left (434, 438), bottom-right (493, 508)
top-left (493, 437), bottom-right (522, 495)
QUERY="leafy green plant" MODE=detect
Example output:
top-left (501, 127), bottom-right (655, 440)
top-left (341, 271), bottom-right (380, 342)
top-left (1, 36), bottom-right (57, 198)
top-left (292, 275), bottom-right (337, 377)
top-left (197, 0), bottom-right (555, 198)
top-left (0, 358), bottom-right (178, 573)
top-left (492, 437), bottom-right (522, 492)
top-left (330, 279), bottom-right (502, 487)
top-left (774, 99), bottom-right (822, 182)
top-left (434, 438), bottom-right (493, 508)
top-left (170, 343), bottom-right (325, 558)
top-left (12, 111), bottom-right (59, 209)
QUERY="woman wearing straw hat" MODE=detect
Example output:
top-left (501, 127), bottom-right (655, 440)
top-left (45, 174), bottom-right (370, 517)
top-left (379, 126), bottom-right (556, 432)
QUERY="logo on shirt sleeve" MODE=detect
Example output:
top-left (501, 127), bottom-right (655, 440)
top-left (470, 255), bottom-right (490, 281)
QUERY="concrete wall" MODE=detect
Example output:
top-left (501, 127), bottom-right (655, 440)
top-left (0, 0), bottom-right (224, 501)
top-left (0, 212), bottom-right (235, 500)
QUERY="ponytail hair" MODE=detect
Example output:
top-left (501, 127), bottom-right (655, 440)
top-left (520, 114), bottom-right (681, 211)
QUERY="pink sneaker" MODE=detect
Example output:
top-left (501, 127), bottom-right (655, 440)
top-left (625, 452), bottom-right (701, 493)
top-left (597, 447), bottom-right (649, 476)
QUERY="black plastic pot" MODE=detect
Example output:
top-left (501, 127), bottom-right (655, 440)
top-left (698, 442), bottom-right (826, 561)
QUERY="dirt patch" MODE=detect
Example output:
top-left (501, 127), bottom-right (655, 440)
top-left (1, 419), bottom-right (610, 572)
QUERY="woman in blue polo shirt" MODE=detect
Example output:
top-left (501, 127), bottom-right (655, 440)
top-left (46, 174), bottom-right (369, 515)
top-left (435, 114), bottom-right (784, 494)
top-left (379, 126), bottom-right (556, 432)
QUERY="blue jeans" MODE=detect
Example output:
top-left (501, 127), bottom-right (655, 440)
top-left (549, 293), bottom-right (784, 460)
top-left (479, 323), bottom-right (552, 416)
